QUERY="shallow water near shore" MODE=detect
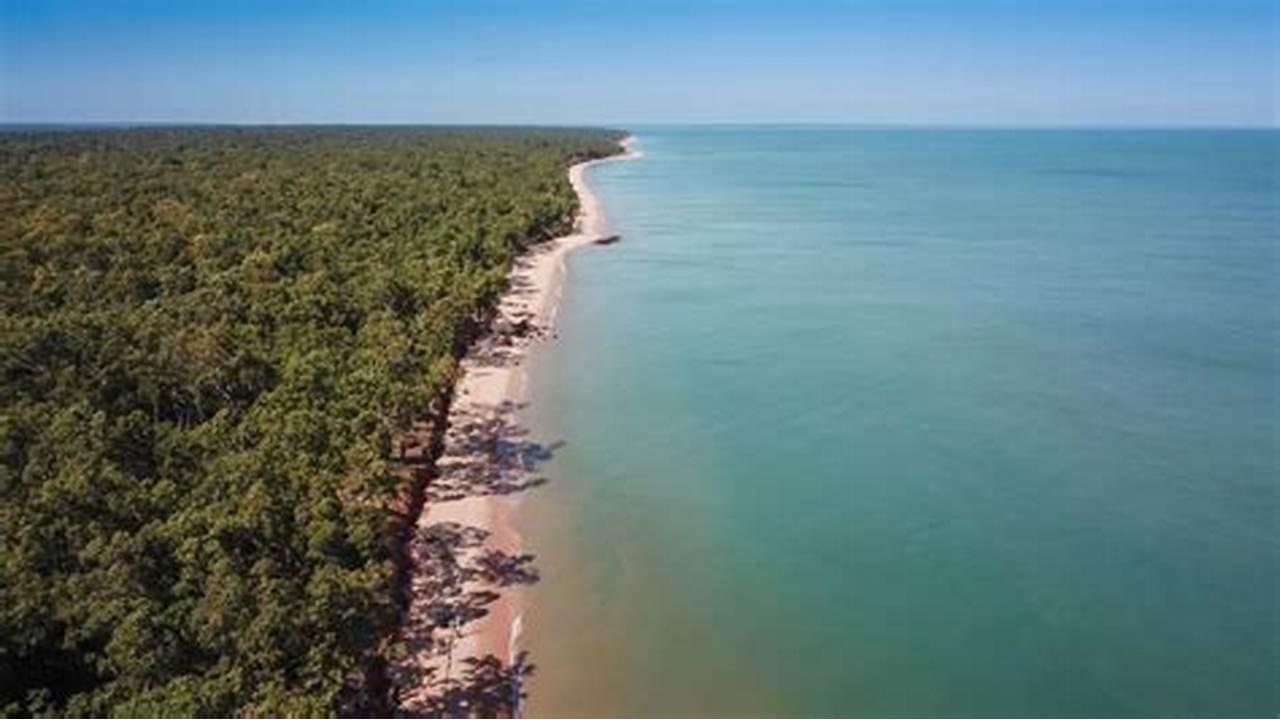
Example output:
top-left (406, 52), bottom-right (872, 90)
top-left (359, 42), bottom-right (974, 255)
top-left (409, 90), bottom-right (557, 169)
top-left (516, 128), bottom-right (1277, 717)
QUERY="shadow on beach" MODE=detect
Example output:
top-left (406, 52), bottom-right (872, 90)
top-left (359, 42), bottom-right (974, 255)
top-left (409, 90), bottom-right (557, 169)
top-left (404, 652), bottom-right (536, 719)
top-left (393, 517), bottom-right (543, 718)
top-left (426, 400), bottom-right (562, 502)
top-left (393, 399), bottom-right (559, 717)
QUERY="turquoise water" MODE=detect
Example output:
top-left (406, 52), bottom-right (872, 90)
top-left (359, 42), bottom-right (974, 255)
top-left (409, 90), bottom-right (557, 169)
top-left (517, 129), bottom-right (1278, 717)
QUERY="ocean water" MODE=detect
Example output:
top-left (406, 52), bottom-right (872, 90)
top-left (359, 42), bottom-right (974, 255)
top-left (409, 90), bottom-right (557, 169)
top-left (516, 128), bottom-right (1278, 717)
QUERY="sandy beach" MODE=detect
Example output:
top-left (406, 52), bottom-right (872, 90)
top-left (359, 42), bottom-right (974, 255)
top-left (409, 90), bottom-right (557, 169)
top-left (394, 137), bottom-right (638, 715)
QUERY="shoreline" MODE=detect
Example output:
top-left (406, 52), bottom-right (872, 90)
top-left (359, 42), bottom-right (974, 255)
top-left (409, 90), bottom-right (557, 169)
top-left (394, 136), bottom-right (639, 714)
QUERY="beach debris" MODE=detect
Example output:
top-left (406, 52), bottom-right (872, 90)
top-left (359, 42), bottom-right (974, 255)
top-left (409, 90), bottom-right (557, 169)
top-left (492, 315), bottom-right (536, 338)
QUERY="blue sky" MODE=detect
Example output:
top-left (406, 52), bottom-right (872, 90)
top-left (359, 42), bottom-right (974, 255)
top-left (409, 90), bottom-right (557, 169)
top-left (1, 0), bottom-right (1275, 126)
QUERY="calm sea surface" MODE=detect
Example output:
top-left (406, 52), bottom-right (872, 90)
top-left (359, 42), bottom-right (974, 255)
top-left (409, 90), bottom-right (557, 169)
top-left (516, 129), bottom-right (1277, 717)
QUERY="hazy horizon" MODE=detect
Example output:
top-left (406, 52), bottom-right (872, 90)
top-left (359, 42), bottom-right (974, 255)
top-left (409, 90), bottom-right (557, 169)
top-left (3, 0), bottom-right (1275, 128)
top-left (2, 121), bottom-right (1278, 130)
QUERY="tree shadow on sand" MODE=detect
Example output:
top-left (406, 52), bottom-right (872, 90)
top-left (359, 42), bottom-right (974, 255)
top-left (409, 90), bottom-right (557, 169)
top-left (395, 386), bottom-right (558, 715)
top-left (416, 652), bottom-right (535, 719)
top-left (395, 520), bottom-right (542, 717)
top-left (426, 400), bottom-right (562, 503)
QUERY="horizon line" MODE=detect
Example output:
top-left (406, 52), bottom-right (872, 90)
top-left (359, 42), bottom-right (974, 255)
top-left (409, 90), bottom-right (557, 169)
top-left (2, 120), bottom-right (1277, 132)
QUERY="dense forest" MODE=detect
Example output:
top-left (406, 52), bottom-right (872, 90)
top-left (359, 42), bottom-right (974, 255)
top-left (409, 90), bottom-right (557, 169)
top-left (0, 127), bottom-right (624, 716)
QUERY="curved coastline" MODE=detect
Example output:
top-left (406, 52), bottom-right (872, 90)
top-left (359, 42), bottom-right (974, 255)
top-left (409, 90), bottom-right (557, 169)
top-left (395, 136), bottom-right (639, 713)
